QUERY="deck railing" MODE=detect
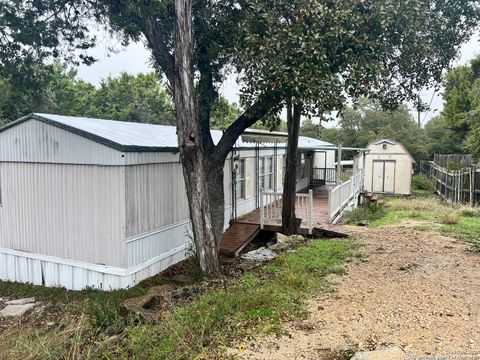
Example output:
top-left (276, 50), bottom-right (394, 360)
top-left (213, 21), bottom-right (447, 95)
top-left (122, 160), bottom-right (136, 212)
top-left (328, 169), bottom-right (364, 222)
top-left (312, 168), bottom-right (337, 183)
top-left (260, 190), bottom-right (314, 234)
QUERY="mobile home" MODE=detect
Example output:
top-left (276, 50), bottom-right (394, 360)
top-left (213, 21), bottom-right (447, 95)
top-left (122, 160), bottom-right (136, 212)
top-left (0, 114), bottom-right (339, 290)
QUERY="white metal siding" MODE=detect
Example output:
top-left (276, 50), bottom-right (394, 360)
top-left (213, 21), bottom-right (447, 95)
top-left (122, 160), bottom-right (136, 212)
top-left (126, 220), bottom-right (192, 267)
top-left (125, 163), bottom-right (190, 237)
top-left (0, 119), bottom-right (127, 165)
top-left (0, 162), bottom-right (126, 267)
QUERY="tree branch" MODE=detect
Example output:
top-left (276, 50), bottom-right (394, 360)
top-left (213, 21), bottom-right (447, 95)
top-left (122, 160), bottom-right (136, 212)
top-left (144, 17), bottom-right (176, 92)
top-left (212, 91), bottom-right (280, 163)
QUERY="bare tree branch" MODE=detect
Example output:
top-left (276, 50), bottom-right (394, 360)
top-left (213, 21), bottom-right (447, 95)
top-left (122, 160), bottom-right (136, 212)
top-left (145, 16), bottom-right (176, 92)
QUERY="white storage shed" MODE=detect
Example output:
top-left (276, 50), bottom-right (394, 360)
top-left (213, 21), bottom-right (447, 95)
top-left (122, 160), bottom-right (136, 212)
top-left (362, 139), bottom-right (415, 195)
top-left (0, 113), bottom-right (335, 290)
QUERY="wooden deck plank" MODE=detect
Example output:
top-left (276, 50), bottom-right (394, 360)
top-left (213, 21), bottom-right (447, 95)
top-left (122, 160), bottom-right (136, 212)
top-left (220, 186), bottom-right (348, 257)
top-left (219, 222), bottom-right (260, 256)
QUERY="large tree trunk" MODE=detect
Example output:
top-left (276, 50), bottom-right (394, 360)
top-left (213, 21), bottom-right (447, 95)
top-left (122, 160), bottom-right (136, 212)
top-left (282, 103), bottom-right (302, 235)
top-left (206, 161), bottom-right (226, 245)
top-left (174, 0), bottom-right (219, 276)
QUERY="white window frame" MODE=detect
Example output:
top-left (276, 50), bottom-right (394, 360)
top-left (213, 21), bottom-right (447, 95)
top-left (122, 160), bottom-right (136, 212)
top-left (259, 157), bottom-right (274, 191)
top-left (235, 159), bottom-right (246, 200)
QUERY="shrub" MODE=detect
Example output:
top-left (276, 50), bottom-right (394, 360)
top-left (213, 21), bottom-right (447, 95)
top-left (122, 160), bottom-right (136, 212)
top-left (412, 174), bottom-right (435, 192)
top-left (345, 202), bottom-right (386, 225)
top-left (446, 161), bottom-right (464, 171)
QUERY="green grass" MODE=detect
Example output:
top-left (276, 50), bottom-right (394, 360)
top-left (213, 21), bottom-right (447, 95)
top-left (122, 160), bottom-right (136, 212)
top-left (442, 217), bottom-right (480, 251)
top-left (0, 239), bottom-right (354, 359)
top-left (352, 195), bottom-right (480, 253)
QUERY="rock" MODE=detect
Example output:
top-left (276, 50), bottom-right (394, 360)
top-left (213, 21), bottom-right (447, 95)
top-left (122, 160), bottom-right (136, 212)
top-left (241, 247), bottom-right (277, 262)
top-left (0, 303), bottom-right (36, 317)
top-left (351, 346), bottom-right (406, 360)
top-left (358, 220), bottom-right (370, 226)
top-left (5, 297), bottom-right (35, 305)
top-left (276, 233), bottom-right (289, 244)
top-left (270, 233), bottom-right (305, 251)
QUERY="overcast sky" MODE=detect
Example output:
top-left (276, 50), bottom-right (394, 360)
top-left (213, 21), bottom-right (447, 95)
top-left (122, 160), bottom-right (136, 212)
top-left (77, 32), bottom-right (480, 128)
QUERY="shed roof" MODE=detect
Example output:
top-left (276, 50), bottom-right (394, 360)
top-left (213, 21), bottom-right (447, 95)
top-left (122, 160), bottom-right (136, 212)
top-left (367, 138), bottom-right (415, 163)
top-left (0, 113), bottom-right (335, 152)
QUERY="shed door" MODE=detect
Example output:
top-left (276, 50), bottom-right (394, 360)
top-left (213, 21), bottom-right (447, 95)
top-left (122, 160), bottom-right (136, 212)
top-left (372, 160), bottom-right (396, 193)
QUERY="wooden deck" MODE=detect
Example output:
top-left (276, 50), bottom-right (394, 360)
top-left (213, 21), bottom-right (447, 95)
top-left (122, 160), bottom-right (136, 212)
top-left (219, 187), bottom-right (348, 257)
top-left (219, 222), bottom-right (260, 256)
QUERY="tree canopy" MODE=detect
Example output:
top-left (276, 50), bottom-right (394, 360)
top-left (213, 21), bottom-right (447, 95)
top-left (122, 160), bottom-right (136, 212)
top-left (441, 55), bottom-right (480, 159)
top-left (0, 65), bottom-right (175, 125)
top-left (300, 98), bottom-right (428, 161)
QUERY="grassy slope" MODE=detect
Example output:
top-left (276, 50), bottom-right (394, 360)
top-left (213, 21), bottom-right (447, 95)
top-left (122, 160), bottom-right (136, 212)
top-left (0, 239), bottom-right (354, 359)
top-left (344, 175), bottom-right (480, 251)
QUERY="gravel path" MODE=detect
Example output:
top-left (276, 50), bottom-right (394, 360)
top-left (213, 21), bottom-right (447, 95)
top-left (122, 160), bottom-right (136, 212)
top-left (234, 225), bottom-right (480, 359)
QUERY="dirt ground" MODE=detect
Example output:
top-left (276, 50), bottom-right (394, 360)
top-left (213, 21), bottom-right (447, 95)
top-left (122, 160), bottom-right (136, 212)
top-left (234, 224), bottom-right (480, 359)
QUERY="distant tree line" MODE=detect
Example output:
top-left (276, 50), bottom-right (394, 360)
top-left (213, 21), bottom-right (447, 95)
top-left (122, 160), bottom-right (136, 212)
top-left (300, 54), bottom-right (480, 164)
top-left (0, 63), bottom-right (176, 125)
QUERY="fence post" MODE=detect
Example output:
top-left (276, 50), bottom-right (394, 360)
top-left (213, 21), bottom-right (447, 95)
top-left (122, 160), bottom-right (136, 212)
top-left (308, 189), bottom-right (313, 234)
top-left (473, 164), bottom-right (477, 207)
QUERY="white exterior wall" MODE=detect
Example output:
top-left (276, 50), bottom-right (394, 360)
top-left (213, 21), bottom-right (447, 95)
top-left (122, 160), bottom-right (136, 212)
top-left (0, 119), bottom-right (125, 165)
top-left (0, 117), bottom-right (326, 290)
top-left (0, 162), bottom-right (126, 267)
top-left (363, 142), bottom-right (414, 195)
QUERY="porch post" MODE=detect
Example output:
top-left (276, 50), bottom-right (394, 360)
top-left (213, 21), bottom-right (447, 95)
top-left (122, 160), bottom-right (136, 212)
top-left (336, 143), bottom-right (342, 185)
top-left (260, 189), bottom-right (264, 229)
top-left (308, 189), bottom-right (313, 234)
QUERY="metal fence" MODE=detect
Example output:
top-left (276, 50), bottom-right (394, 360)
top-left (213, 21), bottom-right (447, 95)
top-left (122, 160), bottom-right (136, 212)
top-left (419, 160), bottom-right (480, 206)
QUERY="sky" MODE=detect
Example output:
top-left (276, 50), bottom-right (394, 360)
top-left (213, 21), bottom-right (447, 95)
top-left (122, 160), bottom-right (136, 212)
top-left (77, 32), bottom-right (480, 128)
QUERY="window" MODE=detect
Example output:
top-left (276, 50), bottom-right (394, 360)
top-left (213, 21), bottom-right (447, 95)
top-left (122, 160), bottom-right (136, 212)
top-left (235, 159), bottom-right (246, 200)
top-left (265, 157), bottom-right (273, 190)
top-left (259, 157), bottom-right (274, 191)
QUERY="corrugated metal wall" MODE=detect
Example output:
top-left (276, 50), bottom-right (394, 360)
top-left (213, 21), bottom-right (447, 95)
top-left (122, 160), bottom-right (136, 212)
top-left (125, 163), bottom-right (189, 237)
top-left (0, 119), bottom-right (126, 165)
top-left (0, 162), bottom-right (126, 267)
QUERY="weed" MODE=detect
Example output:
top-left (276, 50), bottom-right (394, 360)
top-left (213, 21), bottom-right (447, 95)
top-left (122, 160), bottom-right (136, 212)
top-left (345, 202), bottom-right (385, 225)
top-left (439, 211), bottom-right (460, 225)
top-left (0, 239), bottom-right (353, 359)
top-left (460, 208), bottom-right (480, 218)
top-left (442, 217), bottom-right (480, 251)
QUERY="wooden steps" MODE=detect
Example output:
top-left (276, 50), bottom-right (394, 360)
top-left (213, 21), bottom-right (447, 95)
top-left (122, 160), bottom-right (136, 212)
top-left (219, 222), bottom-right (261, 257)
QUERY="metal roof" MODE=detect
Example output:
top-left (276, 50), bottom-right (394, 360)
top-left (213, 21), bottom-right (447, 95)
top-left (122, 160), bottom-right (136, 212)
top-left (0, 113), bottom-right (336, 152)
